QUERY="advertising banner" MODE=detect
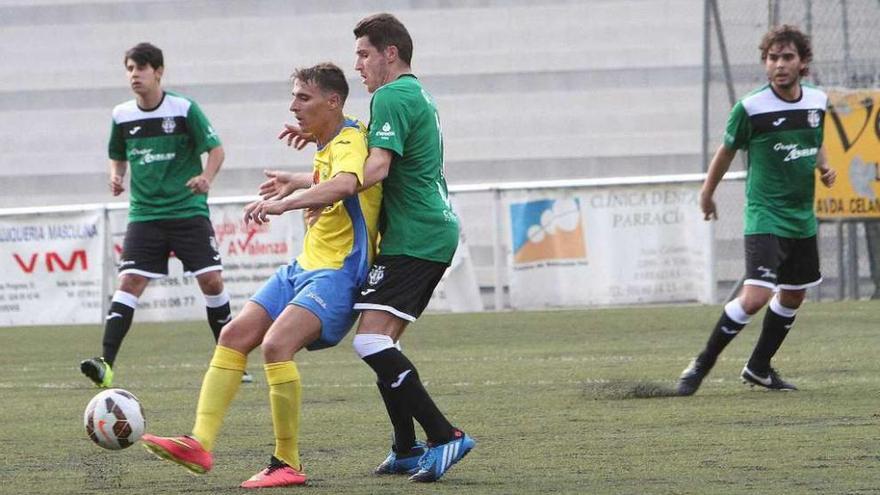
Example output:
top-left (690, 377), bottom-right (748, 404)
top-left (505, 184), bottom-right (712, 308)
top-left (816, 89), bottom-right (880, 219)
top-left (0, 209), bottom-right (104, 325)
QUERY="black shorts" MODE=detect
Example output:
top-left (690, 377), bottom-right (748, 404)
top-left (353, 255), bottom-right (448, 321)
top-left (119, 216), bottom-right (222, 278)
top-left (743, 234), bottom-right (821, 290)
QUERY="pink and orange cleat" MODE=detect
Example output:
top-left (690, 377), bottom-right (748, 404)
top-left (141, 434), bottom-right (213, 474)
top-left (240, 457), bottom-right (307, 488)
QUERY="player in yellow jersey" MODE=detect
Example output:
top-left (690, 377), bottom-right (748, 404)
top-left (141, 63), bottom-right (381, 489)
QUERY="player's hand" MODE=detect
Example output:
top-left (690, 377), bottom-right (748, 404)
top-left (259, 169), bottom-right (298, 200)
top-left (278, 123), bottom-right (315, 150)
top-left (819, 167), bottom-right (837, 188)
top-left (700, 192), bottom-right (718, 221)
top-left (243, 199), bottom-right (287, 226)
top-left (186, 175), bottom-right (211, 194)
top-left (303, 206), bottom-right (324, 227)
top-left (109, 175), bottom-right (125, 196)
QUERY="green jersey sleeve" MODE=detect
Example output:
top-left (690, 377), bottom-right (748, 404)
top-left (723, 101), bottom-right (751, 150)
top-left (108, 119), bottom-right (126, 161)
top-left (186, 101), bottom-right (221, 154)
top-left (367, 88), bottom-right (407, 156)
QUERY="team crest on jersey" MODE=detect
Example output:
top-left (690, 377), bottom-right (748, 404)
top-left (807, 110), bottom-right (821, 128)
top-left (367, 265), bottom-right (385, 286)
top-left (162, 117), bottom-right (176, 134)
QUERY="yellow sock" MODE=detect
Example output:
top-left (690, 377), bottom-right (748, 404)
top-left (265, 361), bottom-right (302, 469)
top-left (192, 345), bottom-right (246, 452)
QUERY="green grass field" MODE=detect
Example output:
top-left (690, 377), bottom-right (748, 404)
top-left (1, 301), bottom-right (878, 494)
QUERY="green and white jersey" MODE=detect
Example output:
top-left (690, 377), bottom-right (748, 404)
top-left (108, 91), bottom-right (221, 222)
top-left (368, 74), bottom-right (459, 263)
top-left (724, 83), bottom-right (826, 238)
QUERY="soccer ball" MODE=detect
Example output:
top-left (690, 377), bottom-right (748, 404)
top-left (83, 388), bottom-right (145, 450)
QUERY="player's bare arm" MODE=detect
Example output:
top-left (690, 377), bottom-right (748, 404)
top-left (244, 172), bottom-right (359, 226)
top-left (815, 147), bottom-right (836, 187)
top-left (258, 169), bottom-right (314, 200)
top-left (361, 147), bottom-right (393, 190)
top-left (186, 145), bottom-right (225, 194)
top-left (109, 159), bottom-right (127, 196)
top-left (700, 144), bottom-right (738, 221)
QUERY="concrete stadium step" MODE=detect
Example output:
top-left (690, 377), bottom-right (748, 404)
top-left (0, 1), bottom-right (700, 91)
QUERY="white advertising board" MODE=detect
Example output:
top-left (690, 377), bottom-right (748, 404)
top-left (0, 210), bottom-right (105, 325)
top-left (506, 184), bottom-right (713, 308)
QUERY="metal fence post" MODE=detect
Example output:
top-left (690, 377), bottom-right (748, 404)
top-left (100, 205), bottom-right (111, 320)
top-left (492, 188), bottom-right (504, 311)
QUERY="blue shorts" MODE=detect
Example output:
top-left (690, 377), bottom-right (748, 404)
top-left (250, 262), bottom-right (359, 350)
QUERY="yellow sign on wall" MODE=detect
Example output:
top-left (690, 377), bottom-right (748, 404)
top-left (815, 90), bottom-right (880, 219)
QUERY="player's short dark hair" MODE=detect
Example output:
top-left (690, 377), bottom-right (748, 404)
top-left (291, 63), bottom-right (349, 103)
top-left (124, 42), bottom-right (164, 70)
top-left (759, 25), bottom-right (812, 76)
top-left (353, 13), bottom-right (413, 66)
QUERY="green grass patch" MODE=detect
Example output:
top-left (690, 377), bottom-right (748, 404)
top-left (0, 301), bottom-right (877, 494)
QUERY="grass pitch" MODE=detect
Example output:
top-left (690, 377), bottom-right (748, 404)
top-left (0, 301), bottom-right (878, 494)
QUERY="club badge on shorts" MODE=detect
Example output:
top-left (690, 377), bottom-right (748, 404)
top-left (367, 265), bottom-right (385, 287)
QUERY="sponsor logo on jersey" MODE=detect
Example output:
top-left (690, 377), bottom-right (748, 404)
top-left (130, 147), bottom-right (176, 164)
top-left (807, 109), bottom-right (821, 128)
top-left (161, 117), bottom-right (176, 134)
top-left (772, 117), bottom-right (786, 126)
top-left (375, 122), bottom-right (396, 138)
top-left (129, 126), bottom-right (142, 135)
top-left (773, 142), bottom-right (819, 162)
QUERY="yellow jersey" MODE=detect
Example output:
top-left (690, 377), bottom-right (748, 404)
top-left (296, 118), bottom-right (382, 274)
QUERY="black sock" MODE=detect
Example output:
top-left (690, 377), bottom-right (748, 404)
top-left (206, 303), bottom-right (231, 342)
top-left (362, 348), bottom-right (455, 445)
top-left (697, 310), bottom-right (748, 369)
top-left (102, 301), bottom-right (135, 366)
top-left (747, 308), bottom-right (796, 374)
top-left (376, 381), bottom-right (418, 454)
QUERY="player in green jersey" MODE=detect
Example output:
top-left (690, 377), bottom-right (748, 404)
top-left (676, 25), bottom-right (836, 396)
top-left (80, 42), bottom-right (245, 387)
top-left (349, 13), bottom-right (473, 483)
top-left (278, 13), bottom-right (474, 483)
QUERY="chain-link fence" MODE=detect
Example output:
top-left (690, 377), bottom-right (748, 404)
top-left (705, 0), bottom-right (880, 300)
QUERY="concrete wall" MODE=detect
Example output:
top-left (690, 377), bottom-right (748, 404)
top-left (0, 0), bottom-right (704, 207)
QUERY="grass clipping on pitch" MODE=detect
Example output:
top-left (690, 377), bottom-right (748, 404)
top-left (584, 380), bottom-right (679, 399)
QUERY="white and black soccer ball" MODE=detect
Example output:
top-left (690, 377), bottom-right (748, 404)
top-left (83, 388), bottom-right (145, 450)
